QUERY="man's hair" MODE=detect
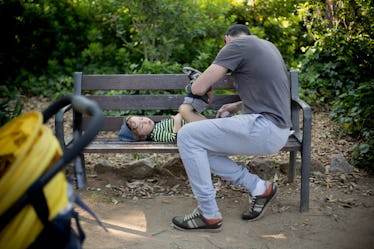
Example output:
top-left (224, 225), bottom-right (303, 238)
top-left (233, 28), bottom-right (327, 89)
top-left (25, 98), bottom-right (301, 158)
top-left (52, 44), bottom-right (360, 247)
top-left (225, 24), bottom-right (251, 37)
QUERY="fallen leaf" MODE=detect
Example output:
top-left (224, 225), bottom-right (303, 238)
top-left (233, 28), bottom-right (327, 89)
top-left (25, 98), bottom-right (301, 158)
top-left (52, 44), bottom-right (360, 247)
top-left (261, 233), bottom-right (287, 239)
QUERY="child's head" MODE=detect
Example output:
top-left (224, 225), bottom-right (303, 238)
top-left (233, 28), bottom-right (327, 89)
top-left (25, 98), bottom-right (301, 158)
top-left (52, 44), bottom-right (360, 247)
top-left (122, 115), bottom-right (154, 141)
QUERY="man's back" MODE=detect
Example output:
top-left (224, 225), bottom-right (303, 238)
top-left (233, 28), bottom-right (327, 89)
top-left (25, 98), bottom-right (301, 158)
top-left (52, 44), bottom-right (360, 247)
top-left (214, 35), bottom-right (291, 128)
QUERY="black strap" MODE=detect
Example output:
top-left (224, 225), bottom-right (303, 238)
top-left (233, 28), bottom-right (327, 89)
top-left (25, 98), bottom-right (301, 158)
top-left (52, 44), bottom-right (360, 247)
top-left (0, 180), bottom-right (50, 232)
top-left (185, 83), bottom-right (210, 103)
top-left (27, 180), bottom-right (50, 225)
top-left (187, 92), bottom-right (209, 103)
top-left (72, 211), bottom-right (86, 242)
top-left (74, 194), bottom-right (108, 232)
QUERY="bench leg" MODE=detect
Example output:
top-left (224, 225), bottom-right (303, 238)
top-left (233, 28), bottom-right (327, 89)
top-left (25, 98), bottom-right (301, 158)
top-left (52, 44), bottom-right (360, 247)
top-left (300, 148), bottom-right (310, 212)
top-left (74, 153), bottom-right (86, 189)
top-left (288, 151), bottom-right (297, 182)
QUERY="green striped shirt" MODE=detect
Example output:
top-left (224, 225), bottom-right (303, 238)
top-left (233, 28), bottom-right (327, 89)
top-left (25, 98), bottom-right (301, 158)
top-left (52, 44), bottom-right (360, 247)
top-left (150, 118), bottom-right (186, 143)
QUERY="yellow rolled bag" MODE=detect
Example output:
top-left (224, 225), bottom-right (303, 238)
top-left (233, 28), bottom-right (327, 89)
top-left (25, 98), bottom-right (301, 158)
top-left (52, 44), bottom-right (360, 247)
top-left (0, 112), bottom-right (69, 249)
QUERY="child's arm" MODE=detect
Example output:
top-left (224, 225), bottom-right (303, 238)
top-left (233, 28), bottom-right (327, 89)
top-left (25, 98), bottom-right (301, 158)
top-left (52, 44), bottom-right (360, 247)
top-left (172, 113), bottom-right (183, 133)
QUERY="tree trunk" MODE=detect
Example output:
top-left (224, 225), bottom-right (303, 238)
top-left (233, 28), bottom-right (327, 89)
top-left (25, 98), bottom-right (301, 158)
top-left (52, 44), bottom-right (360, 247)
top-left (325, 0), bottom-right (338, 28)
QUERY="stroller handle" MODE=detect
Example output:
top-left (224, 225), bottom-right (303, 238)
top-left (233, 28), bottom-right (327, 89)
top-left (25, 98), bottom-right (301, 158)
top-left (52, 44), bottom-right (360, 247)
top-left (41, 95), bottom-right (104, 184)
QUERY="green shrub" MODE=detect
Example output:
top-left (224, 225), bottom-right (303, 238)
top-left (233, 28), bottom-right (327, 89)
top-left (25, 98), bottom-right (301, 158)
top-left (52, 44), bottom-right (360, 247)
top-left (299, 0), bottom-right (374, 169)
top-left (331, 82), bottom-right (374, 168)
top-left (0, 86), bottom-right (23, 126)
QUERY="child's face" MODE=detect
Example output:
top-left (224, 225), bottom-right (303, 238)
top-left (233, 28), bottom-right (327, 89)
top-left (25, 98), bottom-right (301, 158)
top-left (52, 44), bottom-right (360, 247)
top-left (126, 116), bottom-right (154, 137)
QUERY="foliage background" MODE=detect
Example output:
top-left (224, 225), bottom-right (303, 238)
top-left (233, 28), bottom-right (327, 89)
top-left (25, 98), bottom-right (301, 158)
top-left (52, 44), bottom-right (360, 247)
top-left (0, 0), bottom-right (372, 168)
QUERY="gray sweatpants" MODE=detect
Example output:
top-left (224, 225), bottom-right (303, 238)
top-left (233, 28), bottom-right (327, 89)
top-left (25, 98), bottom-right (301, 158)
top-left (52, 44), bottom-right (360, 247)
top-left (177, 114), bottom-right (291, 218)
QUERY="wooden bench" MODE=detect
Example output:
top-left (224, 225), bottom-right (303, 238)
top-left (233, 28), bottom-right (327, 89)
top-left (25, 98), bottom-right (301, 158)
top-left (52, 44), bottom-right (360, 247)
top-left (56, 70), bottom-right (312, 212)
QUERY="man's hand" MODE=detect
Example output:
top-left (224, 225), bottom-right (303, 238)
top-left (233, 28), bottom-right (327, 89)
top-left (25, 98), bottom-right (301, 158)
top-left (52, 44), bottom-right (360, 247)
top-left (207, 88), bottom-right (214, 104)
top-left (185, 82), bottom-right (210, 103)
top-left (216, 101), bottom-right (243, 118)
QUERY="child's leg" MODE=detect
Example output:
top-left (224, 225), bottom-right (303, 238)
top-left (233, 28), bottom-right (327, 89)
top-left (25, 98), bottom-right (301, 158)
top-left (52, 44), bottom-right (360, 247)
top-left (179, 103), bottom-right (207, 122)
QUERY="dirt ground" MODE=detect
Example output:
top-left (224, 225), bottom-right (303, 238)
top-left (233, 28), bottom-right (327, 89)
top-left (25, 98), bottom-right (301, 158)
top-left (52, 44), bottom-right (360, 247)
top-left (23, 97), bottom-right (374, 249)
top-left (77, 172), bottom-right (374, 249)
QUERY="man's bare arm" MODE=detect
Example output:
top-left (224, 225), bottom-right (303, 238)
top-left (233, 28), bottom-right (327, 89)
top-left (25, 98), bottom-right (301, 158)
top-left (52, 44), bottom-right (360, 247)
top-left (191, 64), bottom-right (228, 96)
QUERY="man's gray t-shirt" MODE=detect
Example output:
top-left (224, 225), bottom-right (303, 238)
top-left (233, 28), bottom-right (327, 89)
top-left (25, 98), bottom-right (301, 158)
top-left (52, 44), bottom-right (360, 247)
top-left (213, 35), bottom-right (291, 128)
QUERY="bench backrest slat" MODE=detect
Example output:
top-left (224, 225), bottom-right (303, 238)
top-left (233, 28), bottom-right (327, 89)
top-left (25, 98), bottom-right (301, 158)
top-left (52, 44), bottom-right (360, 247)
top-left (83, 116), bottom-right (185, 132)
top-left (87, 95), bottom-right (241, 111)
top-left (80, 74), bottom-right (236, 90)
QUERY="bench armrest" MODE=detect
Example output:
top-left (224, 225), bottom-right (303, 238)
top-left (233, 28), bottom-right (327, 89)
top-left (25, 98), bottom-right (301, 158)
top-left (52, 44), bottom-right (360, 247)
top-left (291, 98), bottom-right (312, 143)
top-left (293, 98), bottom-right (312, 118)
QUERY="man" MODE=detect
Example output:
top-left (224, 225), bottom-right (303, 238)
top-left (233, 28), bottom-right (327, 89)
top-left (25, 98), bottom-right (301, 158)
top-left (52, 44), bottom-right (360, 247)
top-left (172, 24), bottom-right (292, 232)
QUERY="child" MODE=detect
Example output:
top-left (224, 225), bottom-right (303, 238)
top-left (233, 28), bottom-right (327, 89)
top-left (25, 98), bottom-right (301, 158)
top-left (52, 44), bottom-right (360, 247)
top-left (118, 114), bottom-right (186, 143)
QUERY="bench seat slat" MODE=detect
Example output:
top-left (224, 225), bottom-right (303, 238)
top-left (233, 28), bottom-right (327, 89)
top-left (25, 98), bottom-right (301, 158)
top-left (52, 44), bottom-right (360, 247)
top-left (83, 135), bottom-right (301, 153)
